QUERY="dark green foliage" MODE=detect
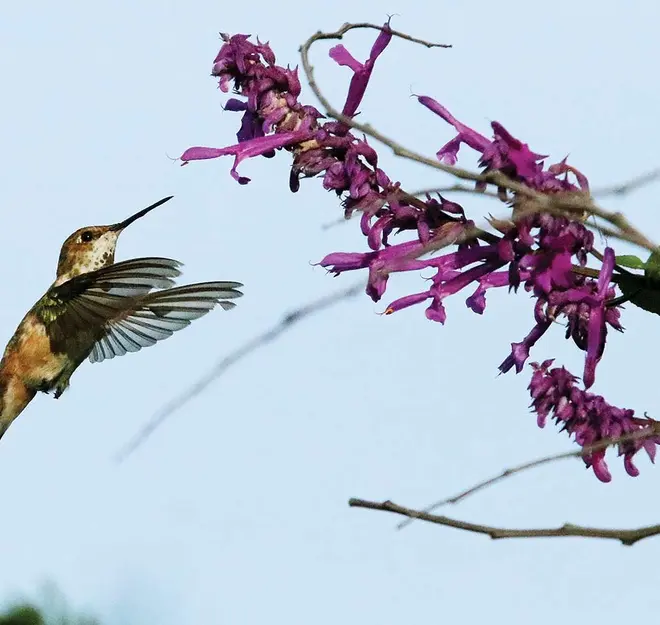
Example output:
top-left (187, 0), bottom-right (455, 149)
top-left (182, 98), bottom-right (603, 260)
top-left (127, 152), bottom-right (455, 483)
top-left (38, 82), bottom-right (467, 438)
top-left (0, 605), bottom-right (45, 625)
top-left (616, 250), bottom-right (660, 315)
top-left (0, 599), bottom-right (98, 625)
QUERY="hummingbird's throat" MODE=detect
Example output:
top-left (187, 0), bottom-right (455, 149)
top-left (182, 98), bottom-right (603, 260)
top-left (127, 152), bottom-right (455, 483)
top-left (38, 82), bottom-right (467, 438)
top-left (55, 230), bottom-right (119, 284)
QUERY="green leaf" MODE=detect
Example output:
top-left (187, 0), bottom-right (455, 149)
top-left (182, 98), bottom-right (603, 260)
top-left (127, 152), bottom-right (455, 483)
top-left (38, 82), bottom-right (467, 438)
top-left (620, 285), bottom-right (660, 315)
top-left (612, 248), bottom-right (660, 315)
top-left (645, 249), bottom-right (660, 279)
top-left (0, 605), bottom-right (44, 625)
top-left (614, 254), bottom-right (646, 270)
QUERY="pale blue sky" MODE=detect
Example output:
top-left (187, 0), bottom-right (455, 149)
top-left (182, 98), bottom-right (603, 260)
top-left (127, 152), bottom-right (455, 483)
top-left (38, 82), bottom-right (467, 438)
top-left (1, 0), bottom-right (660, 623)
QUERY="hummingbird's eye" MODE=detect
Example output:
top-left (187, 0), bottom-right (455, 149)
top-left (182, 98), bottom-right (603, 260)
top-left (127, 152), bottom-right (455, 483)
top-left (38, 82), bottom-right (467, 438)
top-left (80, 231), bottom-right (94, 243)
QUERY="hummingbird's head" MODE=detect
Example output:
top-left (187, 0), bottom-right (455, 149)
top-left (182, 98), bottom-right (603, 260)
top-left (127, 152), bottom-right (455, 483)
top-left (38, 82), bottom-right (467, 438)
top-left (55, 196), bottom-right (173, 283)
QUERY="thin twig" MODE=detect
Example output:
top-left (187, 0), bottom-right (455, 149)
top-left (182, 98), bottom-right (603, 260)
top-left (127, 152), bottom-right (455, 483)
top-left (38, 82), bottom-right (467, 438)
top-left (410, 185), bottom-right (500, 199)
top-left (321, 215), bottom-right (352, 230)
top-left (517, 196), bottom-right (657, 251)
top-left (115, 281), bottom-right (364, 462)
top-left (303, 21), bottom-right (451, 50)
top-left (592, 167), bottom-right (660, 197)
top-left (396, 424), bottom-right (660, 529)
top-left (349, 498), bottom-right (660, 545)
top-left (299, 23), bottom-right (658, 253)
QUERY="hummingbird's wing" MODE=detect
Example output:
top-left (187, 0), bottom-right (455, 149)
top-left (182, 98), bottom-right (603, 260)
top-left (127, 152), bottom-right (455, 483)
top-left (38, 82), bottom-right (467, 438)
top-left (39, 257), bottom-right (184, 350)
top-left (87, 281), bottom-right (243, 363)
top-left (50, 257), bottom-right (183, 301)
top-left (40, 257), bottom-right (242, 363)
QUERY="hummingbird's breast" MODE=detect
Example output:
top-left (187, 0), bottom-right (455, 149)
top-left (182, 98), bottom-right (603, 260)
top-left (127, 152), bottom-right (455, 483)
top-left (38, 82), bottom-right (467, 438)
top-left (0, 312), bottom-right (71, 435)
top-left (0, 312), bottom-right (70, 389)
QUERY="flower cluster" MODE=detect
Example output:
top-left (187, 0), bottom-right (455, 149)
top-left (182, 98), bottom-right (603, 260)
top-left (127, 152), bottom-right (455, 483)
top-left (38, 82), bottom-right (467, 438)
top-left (529, 360), bottom-right (659, 482)
top-left (181, 25), bottom-right (655, 479)
top-left (183, 29), bottom-right (465, 253)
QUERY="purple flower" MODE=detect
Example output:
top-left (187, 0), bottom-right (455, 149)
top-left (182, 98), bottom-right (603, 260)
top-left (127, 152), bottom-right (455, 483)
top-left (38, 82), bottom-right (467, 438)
top-left (500, 246), bottom-right (621, 388)
top-left (416, 101), bottom-right (619, 389)
top-left (329, 24), bottom-right (392, 118)
top-left (182, 131), bottom-right (314, 184)
top-left (529, 360), bottom-right (659, 482)
top-left (320, 240), bottom-right (429, 301)
top-left (420, 95), bottom-right (590, 195)
top-left (418, 96), bottom-right (491, 164)
top-left (182, 31), bottom-right (319, 184)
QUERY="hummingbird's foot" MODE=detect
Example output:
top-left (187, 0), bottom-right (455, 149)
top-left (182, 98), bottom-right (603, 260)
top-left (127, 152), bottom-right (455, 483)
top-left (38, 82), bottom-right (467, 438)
top-left (53, 378), bottom-right (71, 399)
top-left (49, 368), bottom-right (73, 399)
top-left (35, 379), bottom-right (52, 394)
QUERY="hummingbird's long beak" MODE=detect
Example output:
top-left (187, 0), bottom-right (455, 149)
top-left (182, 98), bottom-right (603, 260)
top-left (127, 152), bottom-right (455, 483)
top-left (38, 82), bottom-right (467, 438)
top-left (109, 196), bottom-right (174, 232)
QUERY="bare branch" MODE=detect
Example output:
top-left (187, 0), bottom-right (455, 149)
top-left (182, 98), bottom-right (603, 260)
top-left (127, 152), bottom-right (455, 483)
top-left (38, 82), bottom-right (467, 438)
top-left (513, 196), bottom-right (657, 251)
top-left (396, 423), bottom-right (660, 530)
top-left (304, 21), bottom-right (451, 50)
top-left (115, 281), bottom-right (364, 462)
top-left (348, 498), bottom-right (660, 545)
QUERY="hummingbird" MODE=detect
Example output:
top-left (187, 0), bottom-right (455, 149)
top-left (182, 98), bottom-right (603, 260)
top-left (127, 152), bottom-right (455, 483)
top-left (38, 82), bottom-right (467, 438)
top-left (0, 196), bottom-right (243, 440)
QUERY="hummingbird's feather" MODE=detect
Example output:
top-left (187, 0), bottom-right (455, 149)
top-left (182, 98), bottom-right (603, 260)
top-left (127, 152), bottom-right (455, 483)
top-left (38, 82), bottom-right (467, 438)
top-left (88, 281), bottom-right (243, 363)
top-left (53, 257), bottom-right (183, 299)
top-left (37, 258), bottom-right (186, 353)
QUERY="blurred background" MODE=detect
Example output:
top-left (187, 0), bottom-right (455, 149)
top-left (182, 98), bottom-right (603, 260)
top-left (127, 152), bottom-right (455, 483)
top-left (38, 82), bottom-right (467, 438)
top-left (1, 0), bottom-right (660, 623)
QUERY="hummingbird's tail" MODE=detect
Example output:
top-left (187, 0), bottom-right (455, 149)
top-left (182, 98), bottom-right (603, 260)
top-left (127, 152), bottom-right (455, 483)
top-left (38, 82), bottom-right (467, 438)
top-left (88, 281), bottom-right (243, 363)
top-left (0, 372), bottom-right (37, 440)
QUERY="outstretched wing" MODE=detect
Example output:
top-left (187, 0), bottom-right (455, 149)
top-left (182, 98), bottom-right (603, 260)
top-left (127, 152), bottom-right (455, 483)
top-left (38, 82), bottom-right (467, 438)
top-left (88, 281), bottom-right (243, 363)
top-left (37, 257), bottom-right (242, 361)
top-left (39, 257), bottom-right (184, 350)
